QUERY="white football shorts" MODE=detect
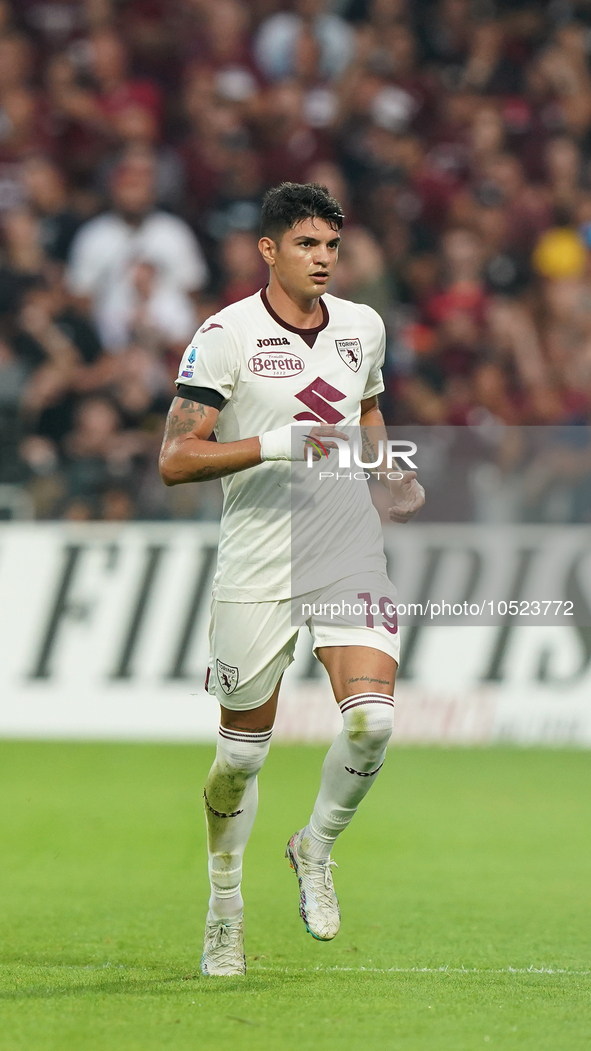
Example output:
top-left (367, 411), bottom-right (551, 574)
top-left (206, 573), bottom-right (400, 710)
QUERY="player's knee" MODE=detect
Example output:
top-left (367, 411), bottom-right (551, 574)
top-left (219, 743), bottom-right (269, 776)
top-left (348, 723), bottom-right (393, 764)
top-left (216, 726), bottom-right (272, 776)
top-left (342, 699), bottom-right (394, 762)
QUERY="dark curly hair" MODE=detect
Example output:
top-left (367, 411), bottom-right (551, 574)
top-left (260, 182), bottom-right (345, 242)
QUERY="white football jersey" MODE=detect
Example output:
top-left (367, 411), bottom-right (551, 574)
top-left (176, 289), bottom-right (387, 600)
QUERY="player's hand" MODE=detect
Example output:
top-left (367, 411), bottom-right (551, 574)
top-left (303, 425), bottom-right (349, 461)
top-left (260, 423), bottom-right (349, 462)
top-left (388, 471), bottom-right (425, 522)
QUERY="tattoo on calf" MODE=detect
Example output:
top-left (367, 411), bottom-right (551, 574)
top-left (346, 675), bottom-right (390, 685)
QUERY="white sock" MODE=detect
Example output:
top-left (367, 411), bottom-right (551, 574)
top-left (301, 693), bottom-right (394, 861)
top-left (204, 726), bottom-right (272, 920)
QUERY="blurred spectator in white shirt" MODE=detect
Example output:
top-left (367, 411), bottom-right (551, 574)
top-left (254, 0), bottom-right (354, 83)
top-left (103, 260), bottom-right (197, 352)
top-left (66, 157), bottom-right (207, 351)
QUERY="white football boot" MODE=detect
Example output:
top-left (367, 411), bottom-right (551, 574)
top-left (200, 912), bottom-right (246, 976)
top-left (285, 829), bottom-right (340, 941)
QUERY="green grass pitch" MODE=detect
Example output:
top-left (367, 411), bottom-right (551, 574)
top-left (0, 741), bottom-right (590, 1051)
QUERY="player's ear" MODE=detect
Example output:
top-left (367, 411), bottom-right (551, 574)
top-left (258, 236), bottom-right (277, 267)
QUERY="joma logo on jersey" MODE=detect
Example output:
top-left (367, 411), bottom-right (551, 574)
top-left (257, 337), bottom-right (290, 347)
top-left (248, 352), bottom-right (304, 378)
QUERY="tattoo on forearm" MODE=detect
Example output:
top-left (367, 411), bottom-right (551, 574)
top-left (182, 398), bottom-right (208, 416)
top-left (361, 429), bottom-right (379, 465)
top-left (346, 675), bottom-right (390, 685)
top-left (193, 464), bottom-right (221, 480)
top-left (164, 400), bottom-right (208, 440)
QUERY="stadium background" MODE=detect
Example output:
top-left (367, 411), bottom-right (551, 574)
top-left (4, 0), bottom-right (591, 521)
top-left (1, 0), bottom-right (591, 743)
top-left (1, 4), bottom-right (591, 1049)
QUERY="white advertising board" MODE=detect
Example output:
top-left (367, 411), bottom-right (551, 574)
top-left (1, 522), bottom-right (591, 745)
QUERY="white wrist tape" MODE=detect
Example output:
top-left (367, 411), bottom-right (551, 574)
top-left (259, 423), bottom-right (311, 462)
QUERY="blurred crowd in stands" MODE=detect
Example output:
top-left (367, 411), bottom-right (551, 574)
top-left (3, 0), bottom-right (591, 521)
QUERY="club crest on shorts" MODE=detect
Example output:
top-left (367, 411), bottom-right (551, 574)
top-left (336, 337), bottom-right (362, 372)
top-left (216, 659), bottom-right (239, 695)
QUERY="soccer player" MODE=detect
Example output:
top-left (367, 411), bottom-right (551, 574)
top-left (159, 182), bottom-right (425, 976)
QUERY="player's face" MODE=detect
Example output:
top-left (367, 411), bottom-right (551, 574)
top-left (261, 217), bottom-right (341, 300)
